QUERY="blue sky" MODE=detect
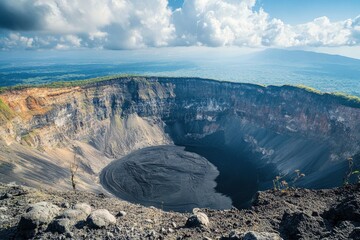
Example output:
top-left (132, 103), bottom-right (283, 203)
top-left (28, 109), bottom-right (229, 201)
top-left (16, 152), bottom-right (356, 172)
top-left (255, 0), bottom-right (360, 24)
top-left (168, 0), bottom-right (360, 23)
top-left (168, 0), bottom-right (184, 9)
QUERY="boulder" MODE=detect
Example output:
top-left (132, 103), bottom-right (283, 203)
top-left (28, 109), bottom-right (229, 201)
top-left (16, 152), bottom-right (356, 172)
top-left (323, 196), bottom-right (360, 223)
top-left (280, 211), bottom-right (324, 240)
top-left (18, 202), bottom-right (60, 237)
top-left (48, 218), bottom-right (71, 234)
top-left (73, 203), bottom-right (92, 215)
top-left (61, 202), bottom-right (70, 208)
top-left (185, 211), bottom-right (209, 228)
top-left (62, 209), bottom-right (88, 223)
top-left (87, 209), bottom-right (116, 229)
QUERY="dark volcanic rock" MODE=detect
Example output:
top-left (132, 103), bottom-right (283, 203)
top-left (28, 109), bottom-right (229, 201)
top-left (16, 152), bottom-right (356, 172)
top-left (323, 195), bottom-right (360, 223)
top-left (48, 218), bottom-right (71, 234)
top-left (280, 211), bottom-right (325, 240)
top-left (1, 183), bottom-right (360, 240)
top-left (350, 227), bottom-right (360, 240)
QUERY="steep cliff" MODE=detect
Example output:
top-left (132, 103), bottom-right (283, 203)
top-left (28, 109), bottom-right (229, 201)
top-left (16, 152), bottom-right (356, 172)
top-left (0, 77), bottom-right (359, 195)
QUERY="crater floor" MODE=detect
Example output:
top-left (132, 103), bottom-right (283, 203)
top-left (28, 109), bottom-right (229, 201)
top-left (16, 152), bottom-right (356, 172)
top-left (100, 145), bottom-right (232, 212)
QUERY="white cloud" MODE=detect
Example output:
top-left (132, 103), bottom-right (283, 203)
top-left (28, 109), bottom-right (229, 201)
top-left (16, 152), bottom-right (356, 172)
top-left (294, 17), bottom-right (354, 47)
top-left (172, 0), bottom-right (270, 46)
top-left (0, 0), bottom-right (359, 50)
top-left (0, 0), bottom-right (174, 50)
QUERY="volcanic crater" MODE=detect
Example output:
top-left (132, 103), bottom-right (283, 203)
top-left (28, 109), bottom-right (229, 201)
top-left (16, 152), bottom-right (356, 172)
top-left (0, 77), bottom-right (360, 212)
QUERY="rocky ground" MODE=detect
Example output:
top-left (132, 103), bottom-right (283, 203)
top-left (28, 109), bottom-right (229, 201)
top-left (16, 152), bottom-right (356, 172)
top-left (0, 183), bottom-right (359, 240)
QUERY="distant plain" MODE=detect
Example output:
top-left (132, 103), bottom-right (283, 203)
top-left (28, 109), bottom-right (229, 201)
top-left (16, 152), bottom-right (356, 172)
top-left (1, 48), bottom-right (360, 96)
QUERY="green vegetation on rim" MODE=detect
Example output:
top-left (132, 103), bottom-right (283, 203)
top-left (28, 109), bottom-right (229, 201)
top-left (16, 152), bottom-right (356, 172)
top-left (0, 98), bottom-right (15, 122)
top-left (295, 85), bottom-right (323, 94)
top-left (0, 74), bottom-right (141, 94)
top-left (293, 84), bottom-right (360, 108)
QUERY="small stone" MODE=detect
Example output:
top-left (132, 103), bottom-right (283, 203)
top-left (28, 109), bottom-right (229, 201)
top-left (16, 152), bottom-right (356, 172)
top-left (66, 231), bottom-right (74, 238)
top-left (168, 228), bottom-right (174, 233)
top-left (228, 230), bottom-right (241, 239)
top-left (61, 202), bottom-right (70, 208)
top-left (312, 211), bottom-right (319, 217)
top-left (145, 219), bottom-right (154, 224)
top-left (148, 230), bottom-right (156, 237)
top-left (59, 235), bottom-right (66, 240)
top-left (107, 231), bottom-right (114, 238)
top-left (87, 209), bottom-right (116, 229)
top-left (171, 222), bottom-right (177, 228)
top-left (0, 206), bottom-right (8, 211)
top-left (98, 193), bottom-right (106, 198)
top-left (185, 212), bottom-right (209, 228)
top-left (116, 211), bottom-right (127, 217)
top-left (5, 193), bottom-right (13, 198)
top-left (0, 193), bottom-right (12, 200)
top-left (0, 214), bottom-right (10, 222)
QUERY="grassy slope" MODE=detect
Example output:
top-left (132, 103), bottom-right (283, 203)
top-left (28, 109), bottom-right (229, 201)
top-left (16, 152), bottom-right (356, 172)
top-left (293, 84), bottom-right (360, 108)
top-left (0, 74), bottom-right (137, 93)
top-left (0, 98), bottom-right (15, 123)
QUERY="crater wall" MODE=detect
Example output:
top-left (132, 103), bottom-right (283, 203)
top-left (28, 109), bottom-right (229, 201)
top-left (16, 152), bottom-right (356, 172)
top-left (0, 77), bottom-right (359, 192)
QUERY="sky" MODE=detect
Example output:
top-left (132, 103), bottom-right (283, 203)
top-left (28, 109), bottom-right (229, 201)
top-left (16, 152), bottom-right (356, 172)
top-left (0, 0), bottom-right (360, 57)
top-left (169, 0), bottom-right (360, 24)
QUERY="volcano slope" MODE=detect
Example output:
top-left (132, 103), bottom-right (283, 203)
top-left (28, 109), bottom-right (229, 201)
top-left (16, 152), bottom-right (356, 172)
top-left (0, 76), bottom-right (360, 210)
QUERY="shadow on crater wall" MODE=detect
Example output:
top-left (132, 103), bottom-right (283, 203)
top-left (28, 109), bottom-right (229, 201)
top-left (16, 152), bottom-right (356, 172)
top-left (165, 115), bottom-right (347, 209)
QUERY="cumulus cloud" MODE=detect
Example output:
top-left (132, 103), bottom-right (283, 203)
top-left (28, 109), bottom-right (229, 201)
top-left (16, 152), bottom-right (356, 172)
top-left (0, 0), bottom-right (359, 50)
top-left (0, 0), bottom-right (174, 50)
top-left (172, 0), bottom-right (359, 48)
top-left (0, 0), bottom-right (48, 31)
top-left (172, 0), bottom-right (270, 46)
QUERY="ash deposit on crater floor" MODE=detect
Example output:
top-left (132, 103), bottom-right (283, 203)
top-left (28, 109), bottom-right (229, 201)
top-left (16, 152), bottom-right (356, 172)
top-left (100, 145), bottom-right (232, 212)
